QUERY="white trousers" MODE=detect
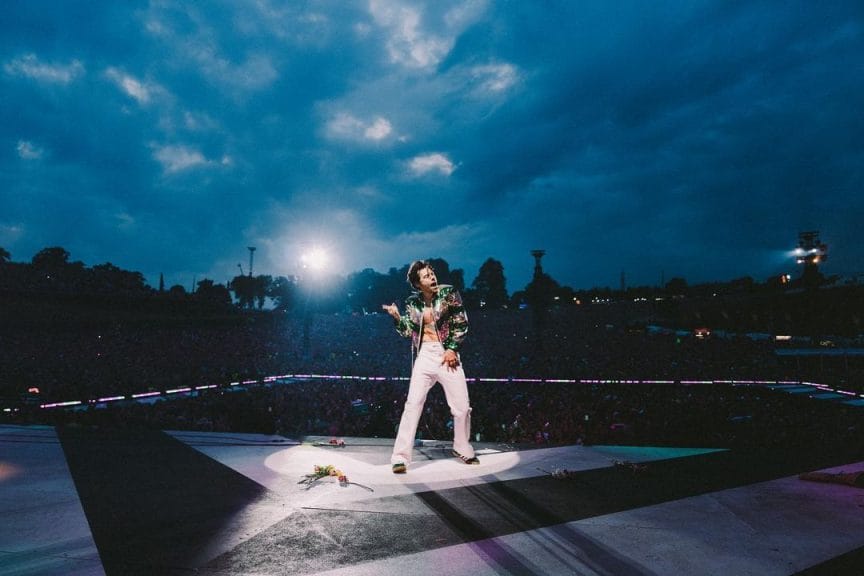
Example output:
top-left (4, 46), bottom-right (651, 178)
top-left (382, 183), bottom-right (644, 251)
top-left (391, 342), bottom-right (474, 465)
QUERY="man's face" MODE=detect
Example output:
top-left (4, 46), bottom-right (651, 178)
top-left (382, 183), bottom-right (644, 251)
top-left (416, 266), bottom-right (438, 293)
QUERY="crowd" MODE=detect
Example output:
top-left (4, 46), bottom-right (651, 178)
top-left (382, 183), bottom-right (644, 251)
top-left (3, 307), bottom-right (798, 403)
top-left (3, 303), bottom-right (863, 453)
top-left (20, 378), bottom-right (864, 457)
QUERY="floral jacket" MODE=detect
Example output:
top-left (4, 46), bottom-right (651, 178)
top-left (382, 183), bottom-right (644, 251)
top-left (394, 285), bottom-right (468, 354)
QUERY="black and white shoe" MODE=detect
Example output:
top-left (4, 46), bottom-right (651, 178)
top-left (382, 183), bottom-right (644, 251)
top-left (452, 450), bottom-right (479, 465)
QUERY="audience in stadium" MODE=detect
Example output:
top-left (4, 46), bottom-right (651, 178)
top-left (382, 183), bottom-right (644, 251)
top-left (4, 307), bottom-right (862, 454)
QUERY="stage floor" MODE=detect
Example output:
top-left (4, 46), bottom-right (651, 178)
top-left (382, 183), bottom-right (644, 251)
top-left (2, 424), bottom-right (864, 575)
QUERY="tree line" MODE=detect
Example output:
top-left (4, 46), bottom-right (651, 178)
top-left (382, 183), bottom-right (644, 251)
top-left (3, 245), bottom-right (861, 338)
top-left (0, 246), bottom-right (521, 314)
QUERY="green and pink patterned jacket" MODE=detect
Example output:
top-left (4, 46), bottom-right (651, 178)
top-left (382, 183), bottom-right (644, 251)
top-left (394, 285), bottom-right (468, 354)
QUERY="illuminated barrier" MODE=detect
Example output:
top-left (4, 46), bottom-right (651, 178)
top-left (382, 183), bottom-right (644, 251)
top-left (39, 400), bottom-right (83, 409)
top-left (3, 374), bottom-right (862, 414)
top-left (95, 395), bottom-right (125, 403)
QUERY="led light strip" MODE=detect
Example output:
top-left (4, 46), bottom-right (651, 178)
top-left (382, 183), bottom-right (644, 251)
top-left (5, 375), bottom-right (862, 414)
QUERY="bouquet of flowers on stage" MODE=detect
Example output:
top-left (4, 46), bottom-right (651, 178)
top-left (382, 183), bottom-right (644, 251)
top-left (299, 464), bottom-right (373, 492)
top-left (299, 464), bottom-right (348, 487)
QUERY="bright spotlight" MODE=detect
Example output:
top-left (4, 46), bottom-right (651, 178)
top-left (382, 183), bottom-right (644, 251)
top-left (794, 231), bottom-right (827, 267)
top-left (301, 247), bottom-right (329, 271)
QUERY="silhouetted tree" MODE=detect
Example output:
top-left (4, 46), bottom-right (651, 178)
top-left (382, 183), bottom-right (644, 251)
top-left (346, 268), bottom-right (385, 313)
top-left (386, 265), bottom-right (410, 297)
top-left (269, 276), bottom-right (297, 313)
top-left (254, 275), bottom-right (272, 309)
top-left (89, 262), bottom-right (148, 295)
top-left (168, 284), bottom-right (187, 299)
top-left (471, 258), bottom-right (508, 309)
top-left (0, 247), bottom-right (10, 264)
top-left (427, 258), bottom-right (453, 285)
top-left (194, 279), bottom-right (232, 307)
top-left (230, 274), bottom-right (272, 309)
top-left (31, 246), bottom-right (72, 269)
top-left (30, 246), bottom-right (86, 290)
top-left (230, 274), bottom-right (256, 309)
top-left (450, 268), bottom-right (465, 292)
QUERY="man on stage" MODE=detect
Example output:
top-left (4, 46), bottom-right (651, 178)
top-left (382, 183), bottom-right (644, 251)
top-left (382, 260), bottom-right (479, 473)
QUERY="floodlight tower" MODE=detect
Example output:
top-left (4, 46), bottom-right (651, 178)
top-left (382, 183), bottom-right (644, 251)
top-left (795, 231), bottom-right (827, 267)
top-left (794, 231), bottom-right (827, 289)
top-left (531, 249), bottom-right (546, 281)
top-left (247, 246), bottom-right (256, 277)
top-left (794, 231), bottom-right (829, 343)
top-left (528, 250), bottom-right (548, 356)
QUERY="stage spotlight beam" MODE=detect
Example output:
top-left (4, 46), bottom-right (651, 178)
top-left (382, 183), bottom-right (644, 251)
top-left (301, 247), bottom-right (329, 272)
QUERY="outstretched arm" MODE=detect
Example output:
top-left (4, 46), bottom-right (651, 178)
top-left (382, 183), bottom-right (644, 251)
top-left (382, 303), bottom-right (413, 338)
top-left (381, 303), bottom-right (400, 321)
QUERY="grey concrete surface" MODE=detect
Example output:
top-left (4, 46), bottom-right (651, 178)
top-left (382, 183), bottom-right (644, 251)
top-left (0, 426), bottom-right (103, 576)
top-left (2, 425), bottom-right (863, 575)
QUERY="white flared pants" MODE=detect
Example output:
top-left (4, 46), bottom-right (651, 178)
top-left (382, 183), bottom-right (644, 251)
top-left (391, 342), bottom-right (474, 465)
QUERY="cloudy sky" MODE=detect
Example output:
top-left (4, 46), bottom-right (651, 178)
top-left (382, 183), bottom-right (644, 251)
top-left (1, 1), bottom-right (862, 292)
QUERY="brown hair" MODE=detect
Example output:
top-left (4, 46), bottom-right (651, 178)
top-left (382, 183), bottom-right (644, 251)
top-left (407, 260), bottom-right (432, 289)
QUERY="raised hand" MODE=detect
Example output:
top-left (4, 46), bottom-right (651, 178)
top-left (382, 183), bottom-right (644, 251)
top-left (381, 303), bottom-right (400, 320)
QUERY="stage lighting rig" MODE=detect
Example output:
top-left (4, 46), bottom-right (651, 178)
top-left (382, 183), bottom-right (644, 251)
top-left (794, 231), bottom-right (827, 267)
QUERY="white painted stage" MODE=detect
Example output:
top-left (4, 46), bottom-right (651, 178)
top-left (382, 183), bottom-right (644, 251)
top-left (2, 425), bottom-right (863, 575)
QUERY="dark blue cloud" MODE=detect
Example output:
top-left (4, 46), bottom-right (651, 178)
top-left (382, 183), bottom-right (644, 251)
top-left (1, 1), bottom-right (862, 292)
